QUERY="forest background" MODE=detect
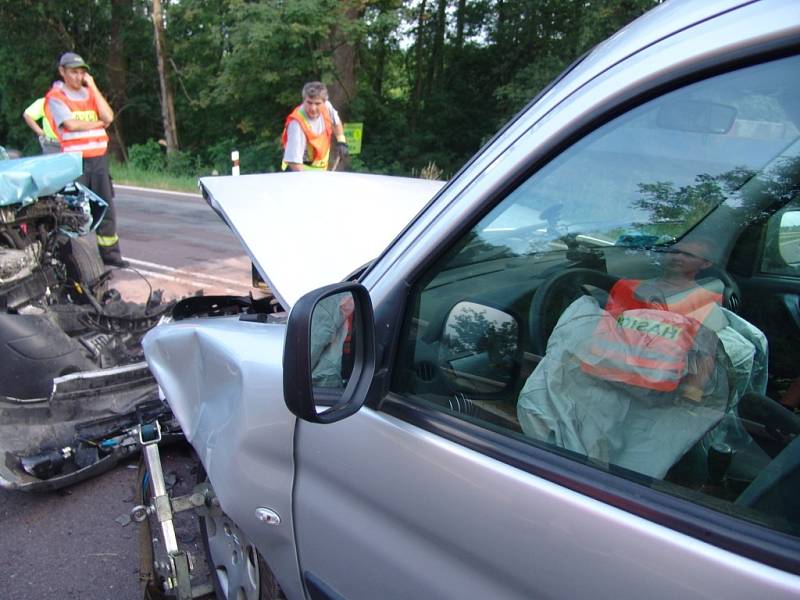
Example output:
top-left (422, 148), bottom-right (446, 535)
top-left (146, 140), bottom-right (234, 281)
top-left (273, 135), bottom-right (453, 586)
top-left (0, 0), bottom-right (659, 179)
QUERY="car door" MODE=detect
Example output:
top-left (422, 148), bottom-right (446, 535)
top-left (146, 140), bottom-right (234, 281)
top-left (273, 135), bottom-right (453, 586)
top-left (732, 201), bottom-right (800, 404)
top-left (290, 13), bottom-right (800, 600)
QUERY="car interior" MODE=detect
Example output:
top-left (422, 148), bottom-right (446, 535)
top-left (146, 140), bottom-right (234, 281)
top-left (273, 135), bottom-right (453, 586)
top-left (391, 54), bottom-right (800, 537)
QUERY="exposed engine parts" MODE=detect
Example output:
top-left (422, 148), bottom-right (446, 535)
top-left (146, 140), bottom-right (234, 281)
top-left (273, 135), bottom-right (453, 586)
top-left (0, 155), bottom-right (175, 490)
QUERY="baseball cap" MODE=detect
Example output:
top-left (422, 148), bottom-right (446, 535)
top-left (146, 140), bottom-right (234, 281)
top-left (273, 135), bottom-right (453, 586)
top-left (59, 52), bottom-right (90, 71)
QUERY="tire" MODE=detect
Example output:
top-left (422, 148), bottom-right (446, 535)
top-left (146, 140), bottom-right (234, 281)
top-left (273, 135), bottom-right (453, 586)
top-left (196, 462), bottom-right (285, 600)
top-left (61, 235), bottom-right (106, 288)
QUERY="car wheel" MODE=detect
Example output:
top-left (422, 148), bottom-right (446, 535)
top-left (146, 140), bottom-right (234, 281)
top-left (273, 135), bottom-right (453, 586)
top-left (199, 481), bottom-right (284, 600)
top-left (60, 235), bottom-right (108, 297)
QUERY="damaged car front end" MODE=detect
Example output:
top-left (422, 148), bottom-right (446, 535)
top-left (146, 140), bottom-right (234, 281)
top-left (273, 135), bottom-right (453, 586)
top-left (0, 153), bottom-right (175, 491)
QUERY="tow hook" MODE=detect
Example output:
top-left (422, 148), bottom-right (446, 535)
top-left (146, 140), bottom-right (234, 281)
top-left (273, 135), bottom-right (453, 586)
top-left (133, 420), bottom-right (214, 599)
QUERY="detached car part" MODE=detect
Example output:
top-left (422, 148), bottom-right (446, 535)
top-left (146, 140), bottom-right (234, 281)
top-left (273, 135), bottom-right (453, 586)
top-left (0, 154), bottom-right (175, 491)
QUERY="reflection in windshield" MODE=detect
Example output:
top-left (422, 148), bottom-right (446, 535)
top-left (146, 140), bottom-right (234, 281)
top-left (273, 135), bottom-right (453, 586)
top-left (450, 153), bottom-right (800, 271)
top-left (447, 56), bottom-right (800, 267)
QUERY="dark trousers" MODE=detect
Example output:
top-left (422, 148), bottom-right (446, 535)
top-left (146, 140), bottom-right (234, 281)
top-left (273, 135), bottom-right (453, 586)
top-left (79, 153), bottom-right (122, 262)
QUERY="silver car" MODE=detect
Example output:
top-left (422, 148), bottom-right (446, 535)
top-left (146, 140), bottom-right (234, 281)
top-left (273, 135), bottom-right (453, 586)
top-left (140, 0), bottom-right (800, 598)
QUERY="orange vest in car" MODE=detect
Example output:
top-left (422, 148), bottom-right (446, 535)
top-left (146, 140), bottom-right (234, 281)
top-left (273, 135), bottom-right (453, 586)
top-left (580, 279), bottom-right (723, 392)
top-left (281, 104), bottom-right (333, 171)
top-left (44, 85), bottom-right (108, 158)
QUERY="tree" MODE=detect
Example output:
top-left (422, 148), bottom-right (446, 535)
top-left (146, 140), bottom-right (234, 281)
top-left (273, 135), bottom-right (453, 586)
top-left (151, 0), bottom-right (179, 153)
top-left (325, 0), bottom-right (365, 118)
top-left (107, 0), bottom-right (131, 162)
top-left (0, 0), bottom-right (659, 176)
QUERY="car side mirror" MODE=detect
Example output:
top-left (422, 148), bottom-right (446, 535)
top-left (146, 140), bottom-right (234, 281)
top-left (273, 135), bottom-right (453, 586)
top-left (283, 282), bottom-right (376, 424)
top-left (778, 211), bottom-right (800, 266)
top-left (439, 301), bottom-right (520, 394)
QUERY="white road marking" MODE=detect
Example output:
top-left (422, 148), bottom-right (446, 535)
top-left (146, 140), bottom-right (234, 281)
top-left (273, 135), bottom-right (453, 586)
top-left (115, 184), bottom-right (202, 199)
top-left (127, 258), bottom-right (247, 288)
top-left (130, 267), bottom-right (242, 294)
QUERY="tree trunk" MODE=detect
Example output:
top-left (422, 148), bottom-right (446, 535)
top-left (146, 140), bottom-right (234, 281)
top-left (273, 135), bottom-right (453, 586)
top-left (151, 0), bottom-right (178, 153)
top-left (327, 1), bottom-right (362, 119)
top-left (455, 0), bottom-right (466, 50)
top-left (107, 0), bottom-right (129, 162)
top-left (410, 0), bottom-right (428, 130)
top-left (430, 0), bottom-right (447, 89)
top-left (372, 27), bottom-right (387, 100)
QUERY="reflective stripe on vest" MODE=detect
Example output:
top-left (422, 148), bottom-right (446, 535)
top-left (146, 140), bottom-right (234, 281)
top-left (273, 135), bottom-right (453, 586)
top-left (578, 279), bottom-right (722, 392)
top-left (44, 85), bottom-right (108, 158)
top-left (580, 309), bottom-right (699, 391)
top-left (281, 104), bottom-right (333, 171)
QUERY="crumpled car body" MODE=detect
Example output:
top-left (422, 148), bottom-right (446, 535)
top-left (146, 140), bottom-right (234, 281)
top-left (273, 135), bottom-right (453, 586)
top-left (0, 153), bottom-right (172, 491)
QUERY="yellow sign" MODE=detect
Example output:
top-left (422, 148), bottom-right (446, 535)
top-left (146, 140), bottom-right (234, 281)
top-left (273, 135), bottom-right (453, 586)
top-left (343, 122), bottom-right (363, 155)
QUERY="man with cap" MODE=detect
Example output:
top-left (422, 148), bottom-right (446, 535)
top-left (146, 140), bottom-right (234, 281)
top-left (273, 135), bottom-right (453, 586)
top-left (45, 52), bottom-right (127, 268)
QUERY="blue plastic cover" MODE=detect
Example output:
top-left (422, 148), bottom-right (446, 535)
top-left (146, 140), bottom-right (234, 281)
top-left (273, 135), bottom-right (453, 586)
top-left (0, 153), bottom-right (82, 207)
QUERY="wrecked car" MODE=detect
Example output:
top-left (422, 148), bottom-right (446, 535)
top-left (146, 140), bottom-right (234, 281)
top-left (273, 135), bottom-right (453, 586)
top-left (139, 1), bottom-right (800, 598)
top-left (0, 153), bottom-right (173, 491)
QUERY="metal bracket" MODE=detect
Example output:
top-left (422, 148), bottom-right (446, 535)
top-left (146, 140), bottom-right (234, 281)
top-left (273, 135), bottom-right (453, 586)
top-left (168, 551), bottom-right (193, 599)
top-left (136, 423), bottom-right (206, 600)
top-left (139, 419), bottom-right (162, 446)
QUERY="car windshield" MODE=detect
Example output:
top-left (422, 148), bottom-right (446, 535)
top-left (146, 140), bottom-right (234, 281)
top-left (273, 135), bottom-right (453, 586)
top-left (461, 56), bottom-right (800, 264)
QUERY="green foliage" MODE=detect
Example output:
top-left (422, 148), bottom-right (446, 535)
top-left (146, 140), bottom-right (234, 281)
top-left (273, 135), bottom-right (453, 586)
top-left (110, 159), bottom-right (199, 193)
top-left (0, 0), bottom-right (659, 179)
top-left (165, 149), bottom-right (196, 176)
top-left (128, 139), bottom-right (165, 172)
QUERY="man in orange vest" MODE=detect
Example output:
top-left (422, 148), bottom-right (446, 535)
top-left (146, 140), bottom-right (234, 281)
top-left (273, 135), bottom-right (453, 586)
top-left (518, 238), bottom-right (735, 477)
top-left (45, 52), bottom-right (127, 268)
top-left (281, 81), bottom-right (348, 171)
top-left (581, 239), bottom-right (725, 400)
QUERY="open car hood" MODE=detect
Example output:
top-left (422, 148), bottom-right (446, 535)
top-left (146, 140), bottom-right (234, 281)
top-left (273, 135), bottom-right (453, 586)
top-left (0, 153), bottom-right (82, 207)
top-left (200, 172), bottom-right (444, 308)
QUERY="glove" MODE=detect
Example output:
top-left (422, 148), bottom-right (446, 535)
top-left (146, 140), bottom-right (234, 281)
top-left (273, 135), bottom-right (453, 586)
top-left (335, 140), bottom-right (349, 158)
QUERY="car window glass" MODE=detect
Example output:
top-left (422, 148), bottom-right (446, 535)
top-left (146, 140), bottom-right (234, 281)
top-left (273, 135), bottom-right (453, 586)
top-left (310, 291), bottom-right (356, 400)
top-left (762, 200), bottom-right (800, 275)
top-left (393, 54), bottom-right (800, 538)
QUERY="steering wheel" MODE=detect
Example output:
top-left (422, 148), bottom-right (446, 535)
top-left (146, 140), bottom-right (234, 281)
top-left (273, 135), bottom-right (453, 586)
top-left (528, 268), bottom-right (619, 356)
top-left (528, 265), bottom-right (742, 356)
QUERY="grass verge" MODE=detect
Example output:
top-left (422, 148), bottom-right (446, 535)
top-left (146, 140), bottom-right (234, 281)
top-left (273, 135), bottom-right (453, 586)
top-left (110, 160), bottom-right (202, 194)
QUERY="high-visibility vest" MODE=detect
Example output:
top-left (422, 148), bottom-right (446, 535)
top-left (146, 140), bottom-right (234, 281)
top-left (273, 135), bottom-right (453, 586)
top-left (281, 104), bottom-right (333, 171)
top-left (24, 98), bottom-right (58, 141)
top-left (579, 279), bottom-right (723, 392)
top-left (44, 84), bottom-right (108, 158)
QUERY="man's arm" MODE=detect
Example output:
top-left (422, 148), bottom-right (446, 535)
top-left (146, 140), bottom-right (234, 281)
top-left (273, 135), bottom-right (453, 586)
top-left (283, 120), bottom-right (307, 171)
top-left (61, 73), bottom-right (114, 131)
top-left (22, 112), bottom-right (45, 137)
top-left (333, 121), bottom-right (345, 142)
top-left (22, 99), bottom-right (46, 137)
top-left (328, 102), bottom-right (346, 144)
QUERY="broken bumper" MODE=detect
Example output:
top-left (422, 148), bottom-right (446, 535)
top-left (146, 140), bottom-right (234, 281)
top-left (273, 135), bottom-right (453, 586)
top-left (0, 361), bottom-right (177, 492)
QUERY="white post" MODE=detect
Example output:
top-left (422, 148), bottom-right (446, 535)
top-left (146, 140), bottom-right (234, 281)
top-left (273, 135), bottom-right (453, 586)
top-left (231, 150), bottom-right (240, 176)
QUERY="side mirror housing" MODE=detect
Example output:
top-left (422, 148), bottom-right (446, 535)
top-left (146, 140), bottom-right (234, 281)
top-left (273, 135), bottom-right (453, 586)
top-left (283, 282), bottom-right (376, 424)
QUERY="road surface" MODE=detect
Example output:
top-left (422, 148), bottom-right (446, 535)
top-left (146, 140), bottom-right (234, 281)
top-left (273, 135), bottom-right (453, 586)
top-left (111, 184), bottom-right (254, 302)
top-left (0, 184), bottom-right (253, 600)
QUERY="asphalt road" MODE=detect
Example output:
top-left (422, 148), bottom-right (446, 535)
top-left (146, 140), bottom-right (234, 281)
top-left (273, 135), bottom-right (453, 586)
top-left (111, 185), bottom-right (253, 303)
top-left (0, 184), bottom-right (252, 600)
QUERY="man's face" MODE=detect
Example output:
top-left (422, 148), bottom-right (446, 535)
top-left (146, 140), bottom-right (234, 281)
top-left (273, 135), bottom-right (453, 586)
top-left (662, 242), bottom-right (711, 278)
top-left (302, 96), bottom-right (325, 119)
top-left (60, 66), bottom-right (87, 91)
